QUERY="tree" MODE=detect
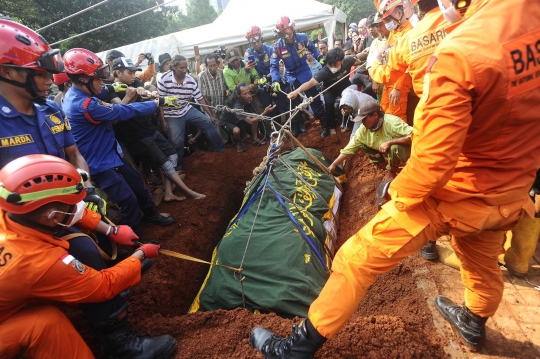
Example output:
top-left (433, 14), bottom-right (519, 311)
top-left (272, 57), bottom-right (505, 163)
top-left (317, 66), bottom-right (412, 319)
top-left (165, 0), bottom-right (218, 33)
top-left (320, 0), bottom-right (377, 26)
top-left (0, 0), bottom-right (180, 52)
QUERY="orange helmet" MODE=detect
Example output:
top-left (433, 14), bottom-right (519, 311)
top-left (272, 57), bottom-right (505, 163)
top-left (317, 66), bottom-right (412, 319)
top-left (0, 19), bottom-right (64, 74)
top-left (0, 154), bottom-right (86, 214)
top-left (63, 48), bottom-right (109, 79)
top-left (379, 0), bottom-right (405, 19)
top-left (246, 25), bottom-right (263, 40)
top-left (274, 16), bottom-right (296, 38)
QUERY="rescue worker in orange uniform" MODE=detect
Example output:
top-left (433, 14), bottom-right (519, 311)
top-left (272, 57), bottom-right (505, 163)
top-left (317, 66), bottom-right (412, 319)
top-left (368, 0), bottom-right (450, 260)
top-left (370, 0), bottom-right (414, 123)
top-left (250, 0), bottom-right (540, 356)
top-left (0, 155), bottom-right (177, 359)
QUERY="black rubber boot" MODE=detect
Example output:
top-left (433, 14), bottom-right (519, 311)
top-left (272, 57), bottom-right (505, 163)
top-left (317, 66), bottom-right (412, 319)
top-left (320, 128), bottom-right (329, 138)
top-left (250, 319), bottom-right (326, 359)
top-left (435, 296), bottom-right (487, 351)
top-left (119, 288), bottom-right (132, 302)
top-left (142, 206), bottom-right (174, 226)
top-left (420, 241), bottom-right (439, 260)
top-left (92, 305), bottom-right (177, 359)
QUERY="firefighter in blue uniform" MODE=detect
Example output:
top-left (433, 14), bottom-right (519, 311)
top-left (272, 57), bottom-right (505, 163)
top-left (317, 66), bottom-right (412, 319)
top-left (0, 19), bottom-right (178, 359)
top-left (270, 16), bottom-right (327, 137)
top-left (62, 48), bottom-right (179, 238)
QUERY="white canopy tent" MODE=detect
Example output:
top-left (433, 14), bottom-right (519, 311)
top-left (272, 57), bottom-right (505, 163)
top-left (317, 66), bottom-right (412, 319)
top-left (96, 0), bottom-right (345, 65)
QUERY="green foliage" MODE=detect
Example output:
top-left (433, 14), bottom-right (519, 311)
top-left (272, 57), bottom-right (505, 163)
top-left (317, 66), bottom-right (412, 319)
top-left (0, 0), bottom-right (217, 52)
top-left (320, 0), bottom-right (377, 26)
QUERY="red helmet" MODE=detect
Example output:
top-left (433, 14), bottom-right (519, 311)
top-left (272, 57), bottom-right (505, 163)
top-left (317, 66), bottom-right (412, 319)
top-left (274, 16), bottom-right (296, 37)
top-left (0, 19), bottom-right (64, 73)
top-left (379, 0), bottom-right (405, 19)
top-left (53, 72), bottom-right (71, 86)
top-left (0, 154), bottom-right (86, 214)
top-left (63, 48), bottom-right (110, 79)
top-left (246, 25), bottom-right (263, 40)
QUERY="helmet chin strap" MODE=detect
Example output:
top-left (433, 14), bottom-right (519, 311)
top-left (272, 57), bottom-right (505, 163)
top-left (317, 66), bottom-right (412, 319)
top-left (0, 69), bottom-right (48, 104)
top-left (78, 77), bottom-right (97, 96)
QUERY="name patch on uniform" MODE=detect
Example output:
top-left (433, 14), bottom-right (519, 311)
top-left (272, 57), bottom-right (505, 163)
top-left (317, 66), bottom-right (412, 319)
top-left (0, 134), bottom-right (34, 148)
top-left (409, 28), bottom-right (446, 62)
top-left (503, 28), bottom-right (540, 99)
top-left (282, 54), bottom-right (291, 59)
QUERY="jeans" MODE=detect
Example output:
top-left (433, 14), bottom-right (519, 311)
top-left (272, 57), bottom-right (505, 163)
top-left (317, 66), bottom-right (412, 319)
top-left (165, 107), bottom-right (225, 168)
top-left (92, 164), bottom-right (155, 236)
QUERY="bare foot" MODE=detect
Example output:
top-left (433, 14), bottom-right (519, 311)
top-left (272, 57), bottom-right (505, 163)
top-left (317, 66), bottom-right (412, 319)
top-left (159, 212), bottom-right (171, 217)
top-left (330, 129), bottom-right (337, 135)
top-left (191, 193), bottom-right (206, 200)
top-left (164, 194), bottom-right (186, 202)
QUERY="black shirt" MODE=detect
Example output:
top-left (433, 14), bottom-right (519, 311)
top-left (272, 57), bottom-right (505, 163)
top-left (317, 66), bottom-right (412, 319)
top-left (314, 55), bottom-right (356, 94)
top-left (114, 78), bottom-right (158, 144)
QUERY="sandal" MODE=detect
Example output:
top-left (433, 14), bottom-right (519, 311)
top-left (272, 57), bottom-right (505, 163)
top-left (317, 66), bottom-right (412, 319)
top-left (252, 139), bottom-right (266, 146)
top-left (236, 143), bottom-right (248, 152)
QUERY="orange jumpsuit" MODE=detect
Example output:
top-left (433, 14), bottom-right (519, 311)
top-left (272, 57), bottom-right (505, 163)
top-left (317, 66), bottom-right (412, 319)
top-left (371, 20), bottom-right (414, 121)
top-left (309, 0), bottom-right (540, 339)
top-left (0, 211), bottom-right (142, 358)
top-left (369, 9), bottom-right (449, 98)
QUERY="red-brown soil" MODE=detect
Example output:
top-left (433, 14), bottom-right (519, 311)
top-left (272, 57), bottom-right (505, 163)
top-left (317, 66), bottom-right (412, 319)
top-left (67, 120), bottom-right (448, 358)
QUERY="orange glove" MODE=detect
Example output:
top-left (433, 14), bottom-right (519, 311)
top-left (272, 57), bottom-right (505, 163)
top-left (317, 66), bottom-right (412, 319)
top-left (107, 225), bottom-right (139, 246)
top-left (137, 244), bottom-right (160, 258)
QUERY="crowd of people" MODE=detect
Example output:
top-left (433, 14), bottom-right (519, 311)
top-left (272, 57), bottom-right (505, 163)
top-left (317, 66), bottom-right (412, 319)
top-left (0, 0), bottom-right (539, 358)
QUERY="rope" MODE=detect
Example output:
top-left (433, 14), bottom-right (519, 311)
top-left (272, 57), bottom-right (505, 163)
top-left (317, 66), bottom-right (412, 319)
top-left (50, 0), bottom-right (178, 46)
top-left (37, 0), bottom-right (111, 32)
top-left (102, 215), bottom-right (242, 273)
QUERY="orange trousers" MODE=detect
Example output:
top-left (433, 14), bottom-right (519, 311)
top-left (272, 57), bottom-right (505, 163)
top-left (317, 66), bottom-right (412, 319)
top-left (0, 306), bottom-right (94, 359)
top-left (308, 196), bottom-right (528, 339)
top-left (379, 85), bottom-right (409, 122)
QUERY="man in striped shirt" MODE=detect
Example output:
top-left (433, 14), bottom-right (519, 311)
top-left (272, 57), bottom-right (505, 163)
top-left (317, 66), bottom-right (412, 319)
top-left (157, 55), bottom-right (224, 168)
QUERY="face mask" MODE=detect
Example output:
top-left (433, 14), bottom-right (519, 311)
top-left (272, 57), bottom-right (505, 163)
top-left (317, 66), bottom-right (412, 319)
top-left (329, 67), bottom-right (340, 74)
top-left (437, 0), bottom-right (462, 23)
top-left (48, 200), bottom-right (85, 228)
top-left (385, 21), bottom-right (398, 31)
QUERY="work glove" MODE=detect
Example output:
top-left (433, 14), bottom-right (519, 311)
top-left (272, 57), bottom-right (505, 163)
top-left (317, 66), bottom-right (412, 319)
top-left (258, 77), bottom-right (268, 86)
top-left (107, 225), bottom-right (139, 246)
top-left (271, 82), bottom-right (281, 93)
top-left (375, 180), bottom-right (392, 211)
top-left (112, 83), bottom-right (128, 92)
top-left (136, 243), bottom-right (160, 259)
top-left (317, 55), bottom-right (326, 66)
top-left (159, 96), bottom-right (182, 108)
top-left (84, 186), bottom-right (107, 216)
top-left (104, 85), bottom-right (119, 100)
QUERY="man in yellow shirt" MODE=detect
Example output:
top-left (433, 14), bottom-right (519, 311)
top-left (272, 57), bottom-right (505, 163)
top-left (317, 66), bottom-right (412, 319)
top-left (328, 102), bottom-right (412, 180)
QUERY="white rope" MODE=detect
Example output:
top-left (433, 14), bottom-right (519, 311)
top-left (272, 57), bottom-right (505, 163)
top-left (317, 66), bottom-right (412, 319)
top-left (37, 0), bottom-right (111, 32)
top-left (50, 0), bottom-right (177, 46)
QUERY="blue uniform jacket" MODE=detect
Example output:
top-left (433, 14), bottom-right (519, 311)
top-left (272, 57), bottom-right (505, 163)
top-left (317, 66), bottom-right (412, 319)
top-left (244, 44), bottom-right (273, 77)
top-left (63, 86), bottom-right (158, 175)
top-left (270, 33), bottom-right (321, 85)
top-left (0, 96), bottom-right (75, 169)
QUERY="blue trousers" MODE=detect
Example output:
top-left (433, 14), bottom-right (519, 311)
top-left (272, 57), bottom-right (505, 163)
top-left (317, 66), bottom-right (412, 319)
top-left (165, 107), bottom-right (225, 168)
top-left (281, 81), bottom-right (326, 131)
top-left (92, 164), bottom-right (154, 236)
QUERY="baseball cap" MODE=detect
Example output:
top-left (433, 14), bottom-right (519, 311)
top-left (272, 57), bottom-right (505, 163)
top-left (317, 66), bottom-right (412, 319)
top-left (225, 48), bottom-right (242, 61)
top-left (352, 101), bottom-right (382, 122)
top-left (53, 72), bottom-right (70, 86)
top-left (112, 57), bottom-right (142, 72)
top-left (106, 49), bottom-right (124, 61)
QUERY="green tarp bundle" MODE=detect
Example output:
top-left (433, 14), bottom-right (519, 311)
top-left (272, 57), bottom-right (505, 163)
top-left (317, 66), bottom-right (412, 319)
top-left (190, 147), bottom-right (340, 318)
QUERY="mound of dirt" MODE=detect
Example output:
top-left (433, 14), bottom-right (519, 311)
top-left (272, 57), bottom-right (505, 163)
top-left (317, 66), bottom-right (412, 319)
top-left (67, 120), bottom-right (448, 358)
